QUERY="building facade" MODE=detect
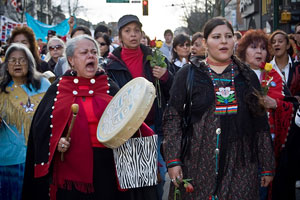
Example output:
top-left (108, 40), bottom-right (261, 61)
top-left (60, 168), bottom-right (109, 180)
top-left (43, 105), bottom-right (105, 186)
top-left (240, 0), bottom-right (300, 33)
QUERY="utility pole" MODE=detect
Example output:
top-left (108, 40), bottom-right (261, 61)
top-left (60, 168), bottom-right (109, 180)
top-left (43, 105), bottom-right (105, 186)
top-left (21, 0), bottom-right (26, 22)
top-left (221, 0), bottom-right (225, 17)
top-left (40, 0), bottom-right (43, 22)
top-left (273, 0), bottom-right (279, 31)
top-left (0, 0), bottom-right (5, 16)
top-left (205, 0), bottom-right (208, 21)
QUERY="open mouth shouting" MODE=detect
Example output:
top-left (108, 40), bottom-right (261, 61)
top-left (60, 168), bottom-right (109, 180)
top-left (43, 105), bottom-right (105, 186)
top-left (86, 61), bottom-right (96, 72)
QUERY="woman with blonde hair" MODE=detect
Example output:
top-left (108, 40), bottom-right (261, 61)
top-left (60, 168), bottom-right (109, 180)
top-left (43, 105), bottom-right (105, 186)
top-left (45, 37), bottom-right (65, 72)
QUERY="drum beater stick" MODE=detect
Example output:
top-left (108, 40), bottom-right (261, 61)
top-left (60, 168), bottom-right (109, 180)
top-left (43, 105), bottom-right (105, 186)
top-left (61, 104), bottom-right (79, 161)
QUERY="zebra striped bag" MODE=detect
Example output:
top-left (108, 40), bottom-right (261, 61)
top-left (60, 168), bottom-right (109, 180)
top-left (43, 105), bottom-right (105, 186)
top-left (113, 135), bottom-right (158, 189)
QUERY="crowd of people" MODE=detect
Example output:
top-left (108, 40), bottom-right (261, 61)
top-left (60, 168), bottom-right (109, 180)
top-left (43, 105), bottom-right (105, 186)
top-left (0, 14), bottom-right (300, 200)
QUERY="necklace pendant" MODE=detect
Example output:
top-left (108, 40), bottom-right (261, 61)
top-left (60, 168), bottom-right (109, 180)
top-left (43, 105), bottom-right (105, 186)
top-left (21, 97), bottom-right (35, 113)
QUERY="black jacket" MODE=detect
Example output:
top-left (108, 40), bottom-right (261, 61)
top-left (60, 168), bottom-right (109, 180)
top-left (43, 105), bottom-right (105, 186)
top-left (105, 44), bottom-right (173, 135)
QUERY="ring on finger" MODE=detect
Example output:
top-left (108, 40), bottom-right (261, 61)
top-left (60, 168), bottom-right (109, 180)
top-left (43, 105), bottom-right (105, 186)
top-left (171, 178), bottom-right (175, 182)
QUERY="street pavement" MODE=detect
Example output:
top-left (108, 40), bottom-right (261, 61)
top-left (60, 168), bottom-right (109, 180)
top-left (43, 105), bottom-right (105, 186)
top-left (163, 174), bottom-right (300, 200)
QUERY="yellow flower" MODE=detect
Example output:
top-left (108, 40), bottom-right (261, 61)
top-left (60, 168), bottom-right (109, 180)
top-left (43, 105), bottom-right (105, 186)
top-left (264, 63), bottom-right (273, 72)
top-left (156, 40), bottom-right (163, 49)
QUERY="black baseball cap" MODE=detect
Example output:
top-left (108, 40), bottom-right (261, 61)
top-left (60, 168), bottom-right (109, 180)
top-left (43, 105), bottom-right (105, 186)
top-left (117, 15), bottom-right (142, 31)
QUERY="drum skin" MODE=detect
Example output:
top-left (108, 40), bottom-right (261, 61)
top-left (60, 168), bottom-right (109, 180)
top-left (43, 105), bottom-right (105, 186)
top-left (97, 77), bottom-right (156, 148)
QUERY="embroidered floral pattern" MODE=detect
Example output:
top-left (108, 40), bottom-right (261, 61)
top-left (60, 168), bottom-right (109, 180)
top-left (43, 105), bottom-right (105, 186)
top-left (215, 87), bottom-right (235, 104)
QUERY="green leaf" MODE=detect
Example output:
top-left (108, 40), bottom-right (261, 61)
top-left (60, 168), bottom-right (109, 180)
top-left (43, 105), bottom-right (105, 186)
top-left (228, 97), bottom-right (235, 102)
top-left (228, 94), bottom-right (235, 99)
top-left (146, 55), bottom-right (153, 61)
top-left (217, 96), bottom-right (225, 101)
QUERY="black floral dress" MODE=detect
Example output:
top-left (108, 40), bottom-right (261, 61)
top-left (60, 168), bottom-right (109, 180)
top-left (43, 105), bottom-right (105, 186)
top-left (163, 60), bottom-right (275, 200)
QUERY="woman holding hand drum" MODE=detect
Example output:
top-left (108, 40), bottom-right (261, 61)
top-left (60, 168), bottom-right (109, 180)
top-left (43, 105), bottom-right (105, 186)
top-left (22, 35), bottom-right (140, 200)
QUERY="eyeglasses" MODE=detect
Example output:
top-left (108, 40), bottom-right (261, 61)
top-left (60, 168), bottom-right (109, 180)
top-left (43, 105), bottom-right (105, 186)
top-left (178, 43), bottom-right (191, 48)
top-left (7, 57), bottom-right (27, 65)
top-left (98, 42), bottom-right (107, 46)
top-left (49, 45), bottom-right (63, 51)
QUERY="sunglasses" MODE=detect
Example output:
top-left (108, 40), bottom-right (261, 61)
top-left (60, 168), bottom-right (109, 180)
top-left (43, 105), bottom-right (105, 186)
top-left (178, 43), bottom-right (191, 48)
top-left (99, 42), bottom-right (107, 46)
top-left (49, 45), bottom-right (63, 51)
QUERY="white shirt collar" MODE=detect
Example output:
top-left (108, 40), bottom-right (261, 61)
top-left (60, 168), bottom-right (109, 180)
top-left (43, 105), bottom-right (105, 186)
top-left (174, 58), bottom-right (187, 68)
top-left (252, 68), bottom-right (261, 81)
top-left (270, 55), bottom-right (292, 83)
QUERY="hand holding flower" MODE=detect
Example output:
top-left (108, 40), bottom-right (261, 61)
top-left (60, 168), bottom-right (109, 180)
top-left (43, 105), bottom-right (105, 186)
top-left (147, 38), bottom-right (167, 69)
top-left (263, 95), bottom-right (277, 109)
top-left (147, 39), bottom-right (168, 108)
top-left (184, 182), bottom-right (194, 193)
top-left (259, 62), bottom-right (273, 95)
top-left (168, 165), bottom-right (183, 187)
top-left (152, 66), bottom-right (167, 79)
top-left (173, 178), bottom-right (194, 200)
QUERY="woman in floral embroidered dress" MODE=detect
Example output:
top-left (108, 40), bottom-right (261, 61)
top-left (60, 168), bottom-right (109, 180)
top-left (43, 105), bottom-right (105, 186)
top-left (163, 17), bottom-right (275, 200)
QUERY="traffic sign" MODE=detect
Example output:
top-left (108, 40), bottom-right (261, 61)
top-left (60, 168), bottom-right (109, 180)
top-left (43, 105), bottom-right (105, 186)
top-left (106, 0), bottom-right (129, 3)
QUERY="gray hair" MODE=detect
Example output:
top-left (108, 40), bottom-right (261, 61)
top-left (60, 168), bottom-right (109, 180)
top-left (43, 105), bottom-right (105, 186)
top-left (47, 36), bottom-right (65, 52)
top-left (65, 34), bottom-right (100, 62)
top-left (0, 43), bottom-right (42, 93)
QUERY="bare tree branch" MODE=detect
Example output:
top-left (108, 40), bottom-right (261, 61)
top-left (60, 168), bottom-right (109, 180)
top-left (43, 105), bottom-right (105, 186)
top-left (182, 0), bottom-right (214, 34)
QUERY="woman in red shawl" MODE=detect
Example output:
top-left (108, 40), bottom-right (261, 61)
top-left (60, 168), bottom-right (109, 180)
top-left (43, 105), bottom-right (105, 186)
top-left (22, 35), bottom-right (154, 200)
top-left (236, 29), bottom-right (298, 200)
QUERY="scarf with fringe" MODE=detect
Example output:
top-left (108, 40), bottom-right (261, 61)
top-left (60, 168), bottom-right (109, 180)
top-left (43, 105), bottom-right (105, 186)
top-left (0, 84), bottom-right (45, 144)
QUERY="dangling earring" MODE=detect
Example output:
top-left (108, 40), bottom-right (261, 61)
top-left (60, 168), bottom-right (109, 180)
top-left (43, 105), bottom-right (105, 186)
top-left (70, 69), bottom-right (76, 76)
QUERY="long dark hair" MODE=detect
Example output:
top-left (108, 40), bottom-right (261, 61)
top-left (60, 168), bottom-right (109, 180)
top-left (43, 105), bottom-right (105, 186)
top-left (203, 17), bottom-right (234, 40)
top-left (203, 18), bottom-right (264, 116)
top-left (0, 43), bottom-right (42, 93)
top-left (202, 17), bottom-right (265, 195)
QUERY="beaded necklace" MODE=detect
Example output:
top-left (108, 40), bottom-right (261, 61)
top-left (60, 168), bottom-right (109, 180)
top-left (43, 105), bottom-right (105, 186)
top-left (207, 62), bottom-right (238, 115)
top-left (207, 61), bottom-right (238, 200)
